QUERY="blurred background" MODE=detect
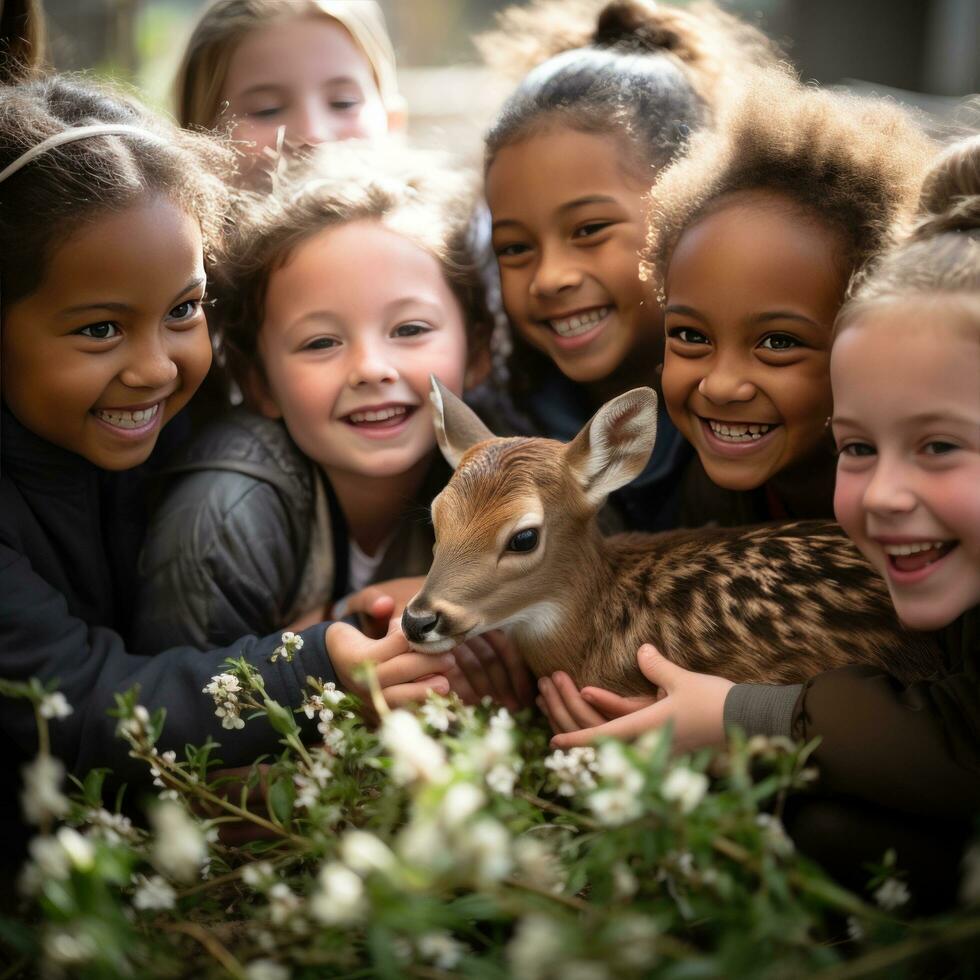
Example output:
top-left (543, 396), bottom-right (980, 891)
top-left (37, 0), bottom-right (980, 157)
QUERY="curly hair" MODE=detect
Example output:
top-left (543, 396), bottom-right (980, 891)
top-left (211, 143), bottom-right (493, 389)
top-left (836, 133), bottom-right (980, 335)
top-left (0, 74), bottom-right (234, 309)
top-left (645, 67), bottom-right (937, 296)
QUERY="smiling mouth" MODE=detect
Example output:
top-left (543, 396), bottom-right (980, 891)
top-left (94, 403), bottom-right (162, 430)
top-left (703, 418), bottom-right (780, 443)
top-left (883, 540), bottom-right (957, 573)
top-left (544, 306), bottom-right (611, 338)
top-left (343, 405), bottom-right (416, 428)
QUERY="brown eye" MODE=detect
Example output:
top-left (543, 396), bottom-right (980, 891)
top-left (508, 528), bottom-right (539, 553)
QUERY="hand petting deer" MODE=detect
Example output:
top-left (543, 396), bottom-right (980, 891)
top-left (402, 379), bottom-right (936, 696)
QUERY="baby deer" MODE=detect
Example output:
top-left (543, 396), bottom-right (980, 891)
top-left (402, 379), bottom-right (937, 696)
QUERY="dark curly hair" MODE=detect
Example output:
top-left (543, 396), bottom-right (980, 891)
top-left (645, 67), bottom-right (937, 298)
top-left (0, 74), bottom-right (234, 310)
top-left (210, 142), bottom-right (493, 391)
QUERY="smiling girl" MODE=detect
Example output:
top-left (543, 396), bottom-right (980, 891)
top-left (135, 146), bottom-right (533, 712)
top-left (645, 68), bottom-right (934, 526)
top-left (474, 0), bottom-right (778, 531)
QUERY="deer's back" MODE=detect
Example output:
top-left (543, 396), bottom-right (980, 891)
top-left (578, 520), bottom-right (938, 695)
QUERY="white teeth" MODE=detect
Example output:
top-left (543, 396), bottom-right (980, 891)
top-left (96, 403), bottom-right (160, 429)
top-left (707, 419), bottom-right (774, 442)
top-left (348, 405), bottom-right (408, 424)
top-left (548, 306), bottom-right (611, 337)
top-left (883, 541), bottom-right (948, 556)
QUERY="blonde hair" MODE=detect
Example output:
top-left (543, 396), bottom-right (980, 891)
top-left (645, 67), bottom-right (937, 296)
top-left (836, 133), bottom-right (980, 335)
top-left (175, 0), bottom-right (400, 131)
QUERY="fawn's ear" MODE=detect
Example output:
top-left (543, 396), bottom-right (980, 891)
top-left (430, 375), bottom-right (495, 469)
top-left (565, 388), bottom-right (658, 506)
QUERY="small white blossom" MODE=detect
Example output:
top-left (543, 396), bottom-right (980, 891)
top-left (310, 862), bottom-right (365, 925)
top-left (116, 704), bottom-right (152, 742)
top-left (26, 826), bottom-right (94, 887)
top-left (203, 674), bottom-right (246, 729)
top-left (417, 931), bottom-right (466, 969)
top-left (466, 818), bottom-right (512, 883)
top-left (381, 710), bottom-right (448, 785)
top-left (397, 816), bottom-right (448, 873)
top-left (508, 914), bottom-right (566, 980)
top-left (661, 766), bottom-right (708, 814)
top-left (320, 682), bottom-right (345, 708)
top-left (245, 960), bottom-right (290, 980)
top-left (149, 750), bottom-right (177, 789)
top-left (132, 874), bottom-right (176, 911)
top-left (874, 877), bottom-right (910, 911)
top-left (271, 631), bottom-right (304, 663)
top-left (756, 813), bottom-right (794, 858)
top-left (544, 747), bottom-right (598, 797)
top-left (595, 742), bottom-right (643, 794)
top-left (39, 692), bottom-right (73, 720)
top-left (420, 698), bottom-right (455, 733)
top-left (316, 708), bottom-right (335, 737)
top-left (588, 786), bottom-right (643, 826)
top-left (341, 830), bottom-right (396, 876)
top-left (301, 694), bottom-right (324, 719)
top-left (150, 801), bottom-right (207, 882)
top-left (514, 837), bottom-right (565, 893)
top-left (293, 750), bottom-right (334, 809)
top-left (44, 928), bottom-right (97, 968)
top-left (846, 916), bottom-right (865, 942)
top-left (267, 881), bottom-right (302, 927)
top-left (158, 789), bottom-right (179, 802)
top-left (242, 862), bottom-right (275, 890)
top-left (20, 754), bottom-right (69, 824)
top-left (439, 782), bottom-right (485, 828)
top-left (613, 861), bottom-right (638, 898)
top-left (86, 807), bottom-right (136, 845)
top-left (486, 762), bottom-right (518, 796)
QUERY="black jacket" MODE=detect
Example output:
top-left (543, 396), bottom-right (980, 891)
top-left (0, 407), bottom-right (335, 804)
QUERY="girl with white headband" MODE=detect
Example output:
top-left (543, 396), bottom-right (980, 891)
top-left (0, 75), bottom-right (451, 865)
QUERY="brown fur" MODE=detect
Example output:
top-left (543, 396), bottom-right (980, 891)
top-left (412, 436), bottom-right (938, 696)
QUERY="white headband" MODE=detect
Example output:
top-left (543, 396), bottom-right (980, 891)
top-left (0, 124), bottom-right (166, 185)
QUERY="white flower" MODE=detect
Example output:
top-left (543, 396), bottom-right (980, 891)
top-left (466, 818), bottom-right (512, 883)
top-left (588, 786), bottom-right (643, 826)
top-left (508, 914), bottom-right (565, 980)
top-left (756, 813), bottom-right (794, 858)
top-left (116, 704), bottom-right (152, 742)
top-left (132, 873), bottom-right (176, 911)
top-left (242, 862), bottom-right (275, 890)
top-left (397, 816), bottom-right (448, 874)
top-left (417, 931), bottom-right (466, 969)
top-left (158, 789), bottom-right (179, 802)
top-left (420, 698), bottom-right (455, 733)
top-left (245, 960), bottom-right (290, 980)
top-left (595, 742), bottom-right (643, 794)
top-left (44, 927), bottom-right (97, 967)
top-left (310, 862), bottom-right (365, 925)
top-left (316, 708), bottom-right (335, 738)
top-left (149, 750), bottom-right (177, 789)
top-left (486, 763), bottom-right (518, 796)
top-left (26, 826), bottom-right (94, 886)
top-left (267, 881), bottom-right (301, 926)
top-left (514, 837), bottom-right (565, 893)
top-left (301, 694), bottom-right (324, 719)
top-left (218, 704), bottom-right (245, 730)
top-left (439, 782), bottom-right (485, 828)
top-left (960, 843), bottom-right (980, 906)
top-left (381, 710), bottom-right (448, 785)
top-left (846, 916), bottom-right (865, 942)
top-left (661, 766), bottom-right (708, 814)
top-left (20, 754), bottom-right (69, 824)
top-left (271, 631), bottom-right (304, 663)
top-left (39, 692), bottom-right (73, 720)
top-left (87, 807), bottom-right (136, 845)
top-left (150, 801), bottom-right (207, 882)
top-left (874, 877), bottom-right (910, 911)
top-left (203, 673), bottom-right (241, 701)
top-left (320, 682), bottom-right (345, 708)
top-left (341, 830), bottom-right (396, 877)
top-left (612, 861), bottom-right (638, 899)
top-left (544, 747), bottom-right (597, 797)
top-left (293, 751), bottom-right (334, 809)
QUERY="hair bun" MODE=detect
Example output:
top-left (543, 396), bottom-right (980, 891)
top-left (914, 133), bottom-right (980, 238)
top-left (593, 0), bottom-right (701, 63)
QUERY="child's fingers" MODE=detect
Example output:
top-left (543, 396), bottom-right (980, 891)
top-left (537, 676), bottom-right (580, 733)
top-left (535, 694), bottom-right (560, 734)
top-left (443, 664), bottom-right (480, 705)
top-left (551, 672), bottom-right (608, 728)
top-left (383, 676), bottom-right (450, 709)
top-left (580, 686), bottom-right (656, 719)
top-left (550, 700), bottom-right (671, 749)
top-left (462, 635), bottom-right (518, 710)
top-left (376, 651), bottom-right (454, 688)
top-left (484, 630), bottom-right (536, 709)
top-left (450, 641), bottom-right (495, 704)
top-left (359, 625), bottom-right (413, 664)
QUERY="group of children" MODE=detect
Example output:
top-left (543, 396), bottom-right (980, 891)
top-left (0, 0), bottom-right (977, 911)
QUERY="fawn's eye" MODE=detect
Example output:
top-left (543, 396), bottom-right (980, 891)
top-left (507, 528), bottom-right (539, 553)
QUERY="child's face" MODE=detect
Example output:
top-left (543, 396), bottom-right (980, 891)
top-left (662, 192), bottom-right (844, 491)
top-left (222, 15), bottom-right (390, 162)
top-left (254, 220), bottom-right (468, 482)
top-left (486, 126), bottom-right (660, 384)
top-left (1, 196), bottom-right (210, 470)
top-left (832, 302), bottom-right (980, 630)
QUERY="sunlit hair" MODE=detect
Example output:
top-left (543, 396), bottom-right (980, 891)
top-left (836, 133), bottom-right (980, 338)
top-left (645, 67), bottom-right (936, 297)
top-left (0, 74), bottom-right (234, 310)
top-left (175, 0), bottom-right (400, 131)
top-left (211, 142), bottom-right (493, 389)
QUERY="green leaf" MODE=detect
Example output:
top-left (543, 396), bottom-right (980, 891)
top-left (264, 698), bottom-right (299, 737)
top-left (268, 771), bottom-right (296, 826)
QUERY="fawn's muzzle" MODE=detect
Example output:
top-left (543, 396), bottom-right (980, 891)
top-left (402, 607), bottom-right (441, 643)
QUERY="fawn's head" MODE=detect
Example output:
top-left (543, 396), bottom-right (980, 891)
top-left (402, 377), bottom-right (659, 653)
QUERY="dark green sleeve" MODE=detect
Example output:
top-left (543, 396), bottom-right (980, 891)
top-left (723, 683), bottom-right (802, 737)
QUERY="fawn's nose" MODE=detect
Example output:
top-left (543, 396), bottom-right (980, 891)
top-left (402, 607), bottom-right (441, 642)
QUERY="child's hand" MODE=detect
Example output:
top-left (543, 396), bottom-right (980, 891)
top-left (537, 671), bottom-right (655, 734)
top-left (334, 576), bottom-right (426, 639)
top-left (549, 644), bottom-right (734, 754)
top-left (444, 630), bottom-right (536, 713)
top-left (325, 621), bottom-right (455, 709)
